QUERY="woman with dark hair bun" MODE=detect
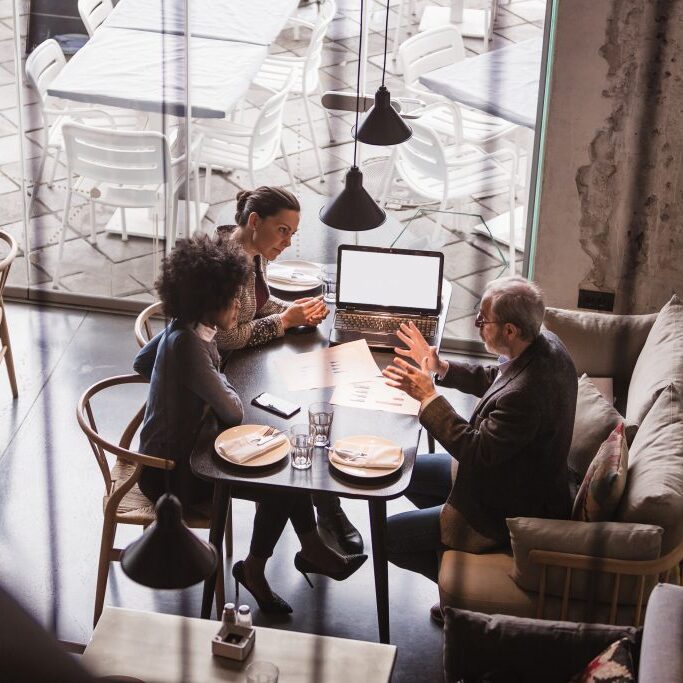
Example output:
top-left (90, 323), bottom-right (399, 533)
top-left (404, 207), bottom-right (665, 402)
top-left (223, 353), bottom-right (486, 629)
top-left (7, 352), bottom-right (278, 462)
top-left (215, 185), bottom-right (328, 350)
top-left (216, 186), bottom-right (365, 555)
top-left (134, 235), bottom-right (366, 614)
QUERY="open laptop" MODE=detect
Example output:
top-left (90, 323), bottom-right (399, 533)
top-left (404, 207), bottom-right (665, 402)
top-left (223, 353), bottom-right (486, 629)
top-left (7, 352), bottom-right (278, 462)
top-left (329, 245), bottom-right (445, 350)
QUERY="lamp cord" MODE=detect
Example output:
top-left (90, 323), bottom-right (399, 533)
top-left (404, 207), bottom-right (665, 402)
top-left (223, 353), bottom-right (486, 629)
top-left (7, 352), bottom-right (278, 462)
top-left (382, 0), bottom-right (390, 87)
top-left (353, 0), bottom-right (364, 168)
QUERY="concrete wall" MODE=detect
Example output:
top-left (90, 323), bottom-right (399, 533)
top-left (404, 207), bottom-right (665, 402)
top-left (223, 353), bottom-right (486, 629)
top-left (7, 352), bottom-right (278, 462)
top-left (534, 0), bottom-right (683, 313)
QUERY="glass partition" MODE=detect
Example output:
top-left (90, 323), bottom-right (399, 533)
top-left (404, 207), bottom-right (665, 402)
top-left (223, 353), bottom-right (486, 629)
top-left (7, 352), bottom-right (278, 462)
top-left (1, 0), bottom-right (553, 346)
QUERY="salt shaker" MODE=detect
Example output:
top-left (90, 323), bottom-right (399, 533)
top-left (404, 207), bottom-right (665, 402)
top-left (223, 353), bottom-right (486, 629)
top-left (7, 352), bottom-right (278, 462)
top-left (221, 602), bottom-right (236, 626)
top-left (236, 604), bottom-right (252, 628)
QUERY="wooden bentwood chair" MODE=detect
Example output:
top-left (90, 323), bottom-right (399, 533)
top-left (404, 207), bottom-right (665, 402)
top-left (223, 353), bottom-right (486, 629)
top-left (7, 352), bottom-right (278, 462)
top-left (78, 373), bottom-right (226, 626)
top-left (0, 230), bottom-right (18, 398)
top-left (134, 302), bottom-right (234, 556)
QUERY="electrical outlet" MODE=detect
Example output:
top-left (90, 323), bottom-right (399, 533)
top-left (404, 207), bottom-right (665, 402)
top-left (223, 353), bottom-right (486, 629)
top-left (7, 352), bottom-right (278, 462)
top-left (578, 289), bottom-right (615, 312)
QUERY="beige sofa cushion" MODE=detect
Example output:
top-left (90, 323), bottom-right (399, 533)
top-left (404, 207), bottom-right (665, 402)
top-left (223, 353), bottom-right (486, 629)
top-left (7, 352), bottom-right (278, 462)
top-left (543, 308), bottom-right (657, 410)
top-left (507, 517), bottom-right (662, 603)
top-left (616, 384), bottom-right (683, 553)
top-left (439, 551), bottom-right (537, 618)
top-left (438, 549), bottom-right (653, 625)
top-left (569, 375), bottom-right (632, 485)
top-left (626, 295), bottom-right (683, 426)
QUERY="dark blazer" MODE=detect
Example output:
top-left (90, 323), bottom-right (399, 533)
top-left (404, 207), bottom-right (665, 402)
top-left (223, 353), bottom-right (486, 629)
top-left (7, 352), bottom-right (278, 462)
top-left (420, 330), bottom-right (577, 543)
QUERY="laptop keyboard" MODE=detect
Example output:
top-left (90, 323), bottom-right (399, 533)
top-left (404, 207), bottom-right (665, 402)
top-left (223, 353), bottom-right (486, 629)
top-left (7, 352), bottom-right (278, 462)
top-left (336, 312), bottom-right (437, 338)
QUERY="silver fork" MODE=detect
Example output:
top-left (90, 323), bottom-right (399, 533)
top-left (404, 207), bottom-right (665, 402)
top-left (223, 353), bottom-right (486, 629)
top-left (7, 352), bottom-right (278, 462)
top-left (248, 425), bottom-right (276, 444)
top-left (326, 446), bottom-right (368, 460)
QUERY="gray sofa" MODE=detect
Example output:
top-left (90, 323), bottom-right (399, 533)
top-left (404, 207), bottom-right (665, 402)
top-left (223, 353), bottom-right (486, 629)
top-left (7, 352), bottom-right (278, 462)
top-left (444, 582), bottom-right (683, 682)
top-left (438, 296), bottom-right (683, 625)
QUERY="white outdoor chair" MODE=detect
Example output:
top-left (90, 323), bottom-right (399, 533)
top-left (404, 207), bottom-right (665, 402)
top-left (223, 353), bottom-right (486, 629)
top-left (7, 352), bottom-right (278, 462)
top-left (252, 0), bottom-right (336, 183)
top-left (417, 0), bottom-right (499, 52)
top-left (195, 74), bottom-right (297, 201)
top-left (25, 40), bottom-right (117, 208)
top-left (52, 123), bottom-right (201, 288)
top-left (78, 0), bottom-right (113, 36)
top-left (388, 120), bottom-right (518, 273)
top-left (25, 39), bottom-right (145, 212)
top-left (399, 26), bottom-right (516, 146)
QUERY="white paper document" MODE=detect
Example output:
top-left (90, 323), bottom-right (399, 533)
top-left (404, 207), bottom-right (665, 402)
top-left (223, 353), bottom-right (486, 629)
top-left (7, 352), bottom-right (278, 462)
top-left (276, 339), bottom-right (381, 391)
top-left (331, 378), bottom-right (421, 416)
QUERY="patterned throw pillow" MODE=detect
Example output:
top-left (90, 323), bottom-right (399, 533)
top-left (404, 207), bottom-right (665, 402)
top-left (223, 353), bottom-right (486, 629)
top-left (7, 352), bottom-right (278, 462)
top-left (568, 638), bottom-right (636, 683)
top-left (572, 423), bottom-right (628, 522)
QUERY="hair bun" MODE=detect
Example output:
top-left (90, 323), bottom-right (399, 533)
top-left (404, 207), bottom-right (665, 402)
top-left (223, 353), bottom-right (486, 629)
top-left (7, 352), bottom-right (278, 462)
top-left (235, 190), bottom-right (252, 209)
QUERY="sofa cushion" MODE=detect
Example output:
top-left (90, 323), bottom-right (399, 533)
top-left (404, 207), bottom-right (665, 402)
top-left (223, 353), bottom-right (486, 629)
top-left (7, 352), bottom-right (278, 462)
top-left (443, 608), bottom-right (641, 683)
top-left (569, 375), bottom-right (633, 486)
top-left (638, 584), bottom-right (683, 683)
top-left (572, 422), bottom-right (629, 522)
top-left (568, 637), bottom-right (636, 683)
top-left (626, 295), bottom-right (683, 426)
top-left (507, 517), bottom-right (662, 603)
top-left (439, 551), bottom-right (537, 618)
top-left (616, 384), bottom-right (683, 553)
top-left (543, 308), bottom-right (657, 411)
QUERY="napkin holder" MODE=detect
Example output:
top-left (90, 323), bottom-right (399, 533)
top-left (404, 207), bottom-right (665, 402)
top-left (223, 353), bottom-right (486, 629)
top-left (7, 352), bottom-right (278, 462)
top-left (211, 623), bottom-right (255, 661)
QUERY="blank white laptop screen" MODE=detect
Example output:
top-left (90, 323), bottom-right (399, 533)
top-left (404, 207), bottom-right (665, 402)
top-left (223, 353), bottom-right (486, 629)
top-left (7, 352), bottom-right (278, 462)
top-left (338, 249), bottom-right (442, 312)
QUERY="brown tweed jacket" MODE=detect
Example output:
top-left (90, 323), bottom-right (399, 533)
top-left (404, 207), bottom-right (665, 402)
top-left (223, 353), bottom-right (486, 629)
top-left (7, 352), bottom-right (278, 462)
top-left (420, 330), bottom-right (577, 544)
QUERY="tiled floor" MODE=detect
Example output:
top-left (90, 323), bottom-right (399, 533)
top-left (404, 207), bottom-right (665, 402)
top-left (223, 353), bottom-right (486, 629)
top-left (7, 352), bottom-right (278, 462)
top-left (0, 0), bottom-right (546, 341)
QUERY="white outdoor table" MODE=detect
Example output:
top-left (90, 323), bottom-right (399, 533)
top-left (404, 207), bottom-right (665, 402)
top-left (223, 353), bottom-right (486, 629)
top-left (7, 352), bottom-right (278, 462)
top-left (419, 37), bottom-right (542, 129)
top-left (419, 38), bottom-right (543, 253)
top-left (47, 27), bottom-right (267, 119)
top-left (106, 0), bottom-right (299, 45)
top-left (46, 27), bottom-right (268, 239)
top-left (82, 607), bottom-right (397, 683)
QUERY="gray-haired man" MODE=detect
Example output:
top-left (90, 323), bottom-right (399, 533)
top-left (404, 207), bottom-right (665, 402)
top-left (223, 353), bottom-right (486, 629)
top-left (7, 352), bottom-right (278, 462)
top-left (382, 276), bottom-right (577, 621)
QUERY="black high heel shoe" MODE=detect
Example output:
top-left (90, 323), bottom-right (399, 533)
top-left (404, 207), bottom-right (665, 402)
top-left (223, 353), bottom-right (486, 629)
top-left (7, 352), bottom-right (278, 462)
top-left (294, 551), bottom-right (367, 587)
top-left (232, 561), bottom-right (293, 615)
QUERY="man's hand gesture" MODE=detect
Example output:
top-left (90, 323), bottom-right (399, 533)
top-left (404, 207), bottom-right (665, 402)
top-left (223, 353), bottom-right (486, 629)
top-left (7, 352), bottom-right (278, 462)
top-left (382, 356), bottom-right (437, 403)
top-left (394, 322), bottom-right (442, 374)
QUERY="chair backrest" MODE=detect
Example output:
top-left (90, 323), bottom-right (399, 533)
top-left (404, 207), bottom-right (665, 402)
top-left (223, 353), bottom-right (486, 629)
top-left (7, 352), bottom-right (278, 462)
top-left (0, 231), bottom-right (18, 297)
top-left (77, 374), bottom-right (172, 495)
top-left (134, 301), bottom-right (165, 348)
top-left (301, 0), bottom-right (336, 92)
top-left (25, 39), bottom-right (66, 109)
top-left (396, 121), bottom-right (449, 191)
top-left (62, 122), bottom-right (172, 188)
top-left (250, 72), bottom-right (295, 165)
top-left (399, 26), bottom-right (467, 90)
top-left (78, 0), bottom-right (113, 36)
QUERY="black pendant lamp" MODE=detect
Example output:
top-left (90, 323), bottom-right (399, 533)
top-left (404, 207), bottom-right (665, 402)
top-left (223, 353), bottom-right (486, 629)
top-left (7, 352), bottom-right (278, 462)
top-left (121, 493), bottom-right (217, 589)
top-left (320, 0), bottom-right (386, 231)
top-left (355, 0), bottom-right (412, 145)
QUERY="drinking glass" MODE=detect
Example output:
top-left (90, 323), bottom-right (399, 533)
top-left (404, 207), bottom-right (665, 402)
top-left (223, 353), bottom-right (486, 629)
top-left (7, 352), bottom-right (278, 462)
top-left (246, 660), bottom-right (279, 683)
top-left (322, 265), bottom-right (337, 304)
top-left (308, 401), bottom-right (334, 447)
top-left (289, 424), bottom-right (313, 470)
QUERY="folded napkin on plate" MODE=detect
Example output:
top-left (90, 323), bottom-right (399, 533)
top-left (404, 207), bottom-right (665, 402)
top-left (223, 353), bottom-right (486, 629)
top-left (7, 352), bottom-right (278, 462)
top-left (267, 265), bottom-right (320, 287)
top-left (217, 432), bottom-right (287, 464)
top-left (330, 440), bottom-right (402, 469)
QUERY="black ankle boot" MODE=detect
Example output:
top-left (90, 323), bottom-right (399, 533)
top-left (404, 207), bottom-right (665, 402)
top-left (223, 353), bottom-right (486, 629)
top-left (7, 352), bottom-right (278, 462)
top-left (317, 507), bottom-right (364, 554)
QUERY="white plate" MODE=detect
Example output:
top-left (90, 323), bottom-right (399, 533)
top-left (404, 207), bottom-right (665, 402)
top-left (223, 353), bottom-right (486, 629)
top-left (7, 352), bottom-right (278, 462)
top-left (214, 424), bottom-right (289, 467)
top-left (266, 259), bottom-right (322, 292)
top-left (328, 435), bottom-right (404, 479)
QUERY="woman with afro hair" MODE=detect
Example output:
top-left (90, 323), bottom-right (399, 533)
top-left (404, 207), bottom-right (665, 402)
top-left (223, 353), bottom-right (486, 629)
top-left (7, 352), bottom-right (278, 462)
top-left (134, 235), bottom-right (365, 614)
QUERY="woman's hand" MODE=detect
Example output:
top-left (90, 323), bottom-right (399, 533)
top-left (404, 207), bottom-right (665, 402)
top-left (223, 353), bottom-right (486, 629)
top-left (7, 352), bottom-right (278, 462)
top-left (394, 322), bottom-right (445, 376)
top-left (281, 296), bottom-right (329, 329)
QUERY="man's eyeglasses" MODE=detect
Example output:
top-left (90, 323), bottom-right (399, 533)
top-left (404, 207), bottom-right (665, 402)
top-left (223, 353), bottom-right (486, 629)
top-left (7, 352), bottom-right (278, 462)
top-left (474, 311), bottom-right (500, 329)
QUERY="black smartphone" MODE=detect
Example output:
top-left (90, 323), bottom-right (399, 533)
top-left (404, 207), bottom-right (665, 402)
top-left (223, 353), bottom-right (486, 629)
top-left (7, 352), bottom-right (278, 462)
top-left (251, 392), bottom-right (300, 419)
